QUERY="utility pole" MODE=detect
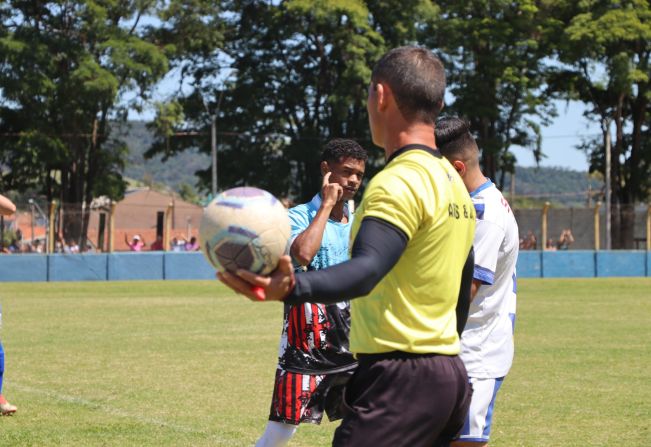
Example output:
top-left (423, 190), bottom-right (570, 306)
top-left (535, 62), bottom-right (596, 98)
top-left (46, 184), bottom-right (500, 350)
top-left (604, 119), bottom-right (612, 250)
top-left (211, 113), bottom-right (217, 197)
top-left (211, 89), bottom-right (225, 198)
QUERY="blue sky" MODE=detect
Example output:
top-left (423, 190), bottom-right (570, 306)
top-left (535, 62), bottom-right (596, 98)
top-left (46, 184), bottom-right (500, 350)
top-left (513, 100), bottom-right (601, 172)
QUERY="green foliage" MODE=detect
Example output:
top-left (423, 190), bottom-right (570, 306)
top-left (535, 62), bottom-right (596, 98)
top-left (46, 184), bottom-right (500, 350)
top-left (120, 119), bottom-right (602, 208)
top-left (1, 0), bottom-right (649, 238)
top-left (0, 1), bottom-right (172, 243)
top-left (177, 182), bottom-right (201, 205)
top-left (427, 0), bottom-right (558, 186)
top-left (550, 0), bottom-right (651, 246)
top-left (0, 0), bottom-right (182, 245)
top-left (147, 0), bottom-right (437, 201)
top-left (507, 165), bottom-right (603, 208)
top-left (218, 0), bottom-right (384, 200)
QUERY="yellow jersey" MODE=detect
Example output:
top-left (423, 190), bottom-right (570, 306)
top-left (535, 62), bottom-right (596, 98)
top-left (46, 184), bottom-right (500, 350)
top-left (349, 145), bottom-right (475, 355)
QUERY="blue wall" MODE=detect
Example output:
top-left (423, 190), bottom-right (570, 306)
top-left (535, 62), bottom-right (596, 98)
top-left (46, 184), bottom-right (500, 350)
top-left (0, 251), bottom-right (649, 282)
top-left (515, 250), bottom-right (649, 279)
top-left (0, 252), bottom-right (217, 282)
top-left (0, 254), bottom-right (48, 282)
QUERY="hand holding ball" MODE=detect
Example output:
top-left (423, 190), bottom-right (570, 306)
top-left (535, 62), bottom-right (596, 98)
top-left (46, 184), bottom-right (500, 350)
top-left (200, 187), bottom-right (291, 295)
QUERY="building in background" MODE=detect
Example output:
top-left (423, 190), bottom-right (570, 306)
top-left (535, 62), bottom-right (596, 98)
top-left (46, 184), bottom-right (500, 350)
top-left (90, 188), bottom-right (202, 251)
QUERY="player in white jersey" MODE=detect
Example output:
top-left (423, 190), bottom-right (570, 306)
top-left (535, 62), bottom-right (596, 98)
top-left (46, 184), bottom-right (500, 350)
top-left (436, 117), bottom-right (519, 447)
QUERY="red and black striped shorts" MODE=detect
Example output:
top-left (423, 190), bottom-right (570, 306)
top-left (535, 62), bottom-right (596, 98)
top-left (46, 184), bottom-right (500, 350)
top-left (268, 368), bottom-right (353, 425)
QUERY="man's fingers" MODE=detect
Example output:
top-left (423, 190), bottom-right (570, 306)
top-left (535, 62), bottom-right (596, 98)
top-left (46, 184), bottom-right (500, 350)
top-left (277, 255), bottom-right (293, 275)
top-left (322, 171), bottom-right (331, 188)
top-left (217, 271), bottom-right (258, 300)
top-left (236, 269), bottom-right (271, 286)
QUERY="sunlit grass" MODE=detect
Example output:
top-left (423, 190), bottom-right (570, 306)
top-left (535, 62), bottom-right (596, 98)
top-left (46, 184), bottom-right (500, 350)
top-left (0, 278), bottom-right (649, 446)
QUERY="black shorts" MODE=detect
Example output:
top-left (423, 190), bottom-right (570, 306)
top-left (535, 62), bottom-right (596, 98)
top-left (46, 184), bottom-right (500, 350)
top-left (333, 352), bottom-right (471, 447)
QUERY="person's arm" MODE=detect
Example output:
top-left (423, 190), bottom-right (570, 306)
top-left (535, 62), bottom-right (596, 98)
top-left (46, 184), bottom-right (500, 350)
top-left (566, 230), bottom-right (574, 244)
top-left (470, 280), bottom-right (481, 300)
top-left (290, 172), bottom-right (342, 266)
top-left (287, 217), bottom-right (407, 304)
top-left (456, 247), bottom-right (475, 336)
top-left (219, 217), bottom-right (407, 303)
top-left (0, 194), bottom-right (16, 216)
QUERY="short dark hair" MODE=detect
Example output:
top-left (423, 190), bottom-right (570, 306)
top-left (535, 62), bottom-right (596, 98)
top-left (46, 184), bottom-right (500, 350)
top-left (371, 46), bottom-right (446, 124)
top-left (321, 138), bottom-right (368, 163)
top-left (435, 116), bottom-right (478, 160)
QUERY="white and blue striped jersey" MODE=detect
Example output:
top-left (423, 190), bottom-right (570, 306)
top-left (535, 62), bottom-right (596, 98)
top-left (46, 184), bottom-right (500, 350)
top-left (460, 180), bottom-right (519, 379)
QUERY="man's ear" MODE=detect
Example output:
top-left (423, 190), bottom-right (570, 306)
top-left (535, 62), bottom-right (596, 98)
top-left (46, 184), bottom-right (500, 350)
top-left (320, 161), bottom-right (329, 176)
top-left (452, 160), bottom-right (466, 177)
top-left (375, 82), bottom-right (389, 111)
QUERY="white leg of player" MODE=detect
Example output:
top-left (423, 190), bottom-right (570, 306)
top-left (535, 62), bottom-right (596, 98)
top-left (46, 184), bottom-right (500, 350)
top-left (255, 421), bottom-right (297, 447)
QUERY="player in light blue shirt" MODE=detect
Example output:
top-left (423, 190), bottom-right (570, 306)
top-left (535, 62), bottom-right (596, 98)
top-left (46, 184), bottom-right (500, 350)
top-left (256, 139), bottom-right (367, 447)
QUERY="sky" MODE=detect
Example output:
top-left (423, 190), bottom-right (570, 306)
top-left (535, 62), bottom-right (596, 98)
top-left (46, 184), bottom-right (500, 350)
top-left (513, 100), bottom-right (601, 172)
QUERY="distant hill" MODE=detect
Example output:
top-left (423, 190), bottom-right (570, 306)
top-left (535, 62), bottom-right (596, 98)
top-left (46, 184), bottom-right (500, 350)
top-left (115, 121), bottom-right (603, 208)
top-left (113, 121), bottom-right (210, 193)
top-left (505, 166), bottom-right (603, 208)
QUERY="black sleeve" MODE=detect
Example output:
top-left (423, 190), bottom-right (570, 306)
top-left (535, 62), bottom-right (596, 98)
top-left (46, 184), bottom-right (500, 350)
top-left (284, 217), bottom-right (408, 305)
top-left (456, 247), bottom-right (475, 336)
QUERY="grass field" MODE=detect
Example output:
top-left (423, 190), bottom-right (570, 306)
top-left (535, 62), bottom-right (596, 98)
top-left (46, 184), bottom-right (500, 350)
top-left (0, 278), bottom-right (649, 446)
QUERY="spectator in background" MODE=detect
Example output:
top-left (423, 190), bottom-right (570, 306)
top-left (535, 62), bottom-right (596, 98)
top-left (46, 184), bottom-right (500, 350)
top-left (170, 236), bottom-right (185, 252)
top-left (184, 236), bottom-right (199, 251)
top-left (68, 240), bottom-right (80, 254)
top-left (125, 233), bottom-right (145, 252)
top-left (520, 230), bottom-right (537, 250)
top-left (55, 235), bottom-right (64, 253)
top-left (7, 239), bottom-right (17, 253)
top-left (32, 240), bottom-right (43, 253)
top-left (150, 235), bottom-right (164, 251)
top-left (546, 238), bottom-right (557, 251)
top-left (556, 229), bottom-right (574, 250)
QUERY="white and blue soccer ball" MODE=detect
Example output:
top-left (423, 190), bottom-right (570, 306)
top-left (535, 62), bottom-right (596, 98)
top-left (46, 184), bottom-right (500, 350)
top-left (199, 187), bottom-right (291, 275)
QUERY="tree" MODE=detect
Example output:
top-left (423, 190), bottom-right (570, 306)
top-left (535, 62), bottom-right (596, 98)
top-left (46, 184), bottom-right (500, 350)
top-left (149, 0), bottom-right (382, 201)
top-left (551, 0), bottom-right (651, 248)
top-left (0, 1), bottom-right (169, 245)
top-left (427, 0), bottom-right (557, 188)
top-left (148, 0), bottom-right (438, 202)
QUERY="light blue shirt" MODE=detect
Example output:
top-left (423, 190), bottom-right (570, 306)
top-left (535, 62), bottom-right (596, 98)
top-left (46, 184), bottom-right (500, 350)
top-left (288, 194), bottom-right (352, 270)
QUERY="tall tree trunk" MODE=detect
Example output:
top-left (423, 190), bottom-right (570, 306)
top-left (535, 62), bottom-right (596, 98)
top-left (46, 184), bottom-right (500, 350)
top-left (610, 93), bottom-right (630, 249)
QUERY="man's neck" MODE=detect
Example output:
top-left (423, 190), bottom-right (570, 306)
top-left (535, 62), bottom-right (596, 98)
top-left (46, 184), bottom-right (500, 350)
top-left (329, 200), bottom-right (347, 222)
top-left (465, 169), bottom-right (490, 194)
top-left (383, 123), bottom-right (437, 161)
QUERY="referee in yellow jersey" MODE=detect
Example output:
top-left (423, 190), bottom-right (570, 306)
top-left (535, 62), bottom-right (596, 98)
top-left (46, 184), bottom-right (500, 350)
top-left (220, 46), bottom-right (476, 447)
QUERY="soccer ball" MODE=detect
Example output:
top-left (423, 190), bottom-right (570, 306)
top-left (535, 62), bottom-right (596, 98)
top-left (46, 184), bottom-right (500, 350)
top-left (200, 187), bottom-right (291, 275)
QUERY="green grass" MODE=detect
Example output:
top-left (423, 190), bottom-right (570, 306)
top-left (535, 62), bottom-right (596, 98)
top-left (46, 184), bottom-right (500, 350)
top-left (0, 278), bottom-right (649, 446)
